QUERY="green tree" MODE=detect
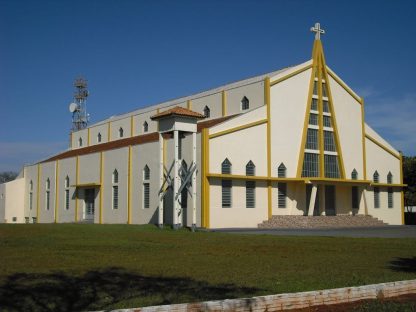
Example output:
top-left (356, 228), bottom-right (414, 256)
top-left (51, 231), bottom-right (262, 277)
top-left (403, 156), bottom-right (416, 209)
top-left (0, 171), bottom-right (18, 184)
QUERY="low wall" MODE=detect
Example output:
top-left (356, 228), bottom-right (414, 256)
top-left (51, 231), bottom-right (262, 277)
top-left (114, 279), bottom-right (416, 312)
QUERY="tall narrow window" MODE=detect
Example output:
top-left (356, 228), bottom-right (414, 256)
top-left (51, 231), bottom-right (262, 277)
top-left (97, 133), bottom-right (102, 143)
top-left (373, 171), bottom-right (379, 183)
top-left (143, 165), bottom-right (150, 209)
top-left (324, 131), bottom-right (336, 151)
top-left (351, 169), bottom-right (358, 180)
top-left (309, 113), bottom-right (318, 125)
top-left (306, 129), bottom-right (319, 150)
top-left (313, 81), bottom-right (318, 95)
top-left (45, 178), bottom-right (50, 210)
top-left (29, 180), bottom-right (33, 210)
top-left (203, 106), bottom-right (210, 118)
top-left (221, 158), bottom-right (232, 208)
top-left (221, 158), bottom-right (232, 174)
top-left (388, 187), bottom-right (393, 208)
top-left (222, 180), bottom-right (232, 208)
top-left (387, 172), bottom-right (393, 184)
top-left (246, 181), bottom-right (255, 208)
top-left (278, 183), bottom-right (287, 208)
top-left (119, 127), bottom-right (124, 138)
top-left (374, 187), bottom-right (380, 208)
top-left (143, 121), bottom-right (148, 133)
top-left (324, 154), bottom-right (340, 178)
top-left (246, 161), bottom-right (255, 176)
top-left (352, 186), bottom-right (359, 209)
top-left (323, 116), bottom-right (331, 128)
top-left (311, 98), bottom-right (318, 111)
top-left (79, 137), bottom-right (83, 147)
top-left (65, 176), bottom-right (70, 210)
top-left (323, 100), bottom-right (329, 113)
top-left (241, 96), bottom-right (249, 110)
top-left (112, 169), bottom-right (119, 209)
top-left (322, 83), bottom-right (328, 97)
top-left (278, 163), bottom-right (286, 178)
top-left (302, 153), bottom-right (319, 177)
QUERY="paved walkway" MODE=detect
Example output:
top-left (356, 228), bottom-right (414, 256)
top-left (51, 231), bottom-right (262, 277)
top-left (212, 225), bottom-right (416, 238)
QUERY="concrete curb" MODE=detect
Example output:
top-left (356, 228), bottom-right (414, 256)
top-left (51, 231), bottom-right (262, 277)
top-left (111, 279), bottom-right (416, 312)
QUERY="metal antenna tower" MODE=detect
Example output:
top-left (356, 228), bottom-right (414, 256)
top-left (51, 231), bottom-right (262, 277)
top-left (69, 77), bottom-right (90, 131)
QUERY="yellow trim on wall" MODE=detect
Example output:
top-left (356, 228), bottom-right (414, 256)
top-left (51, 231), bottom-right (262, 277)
top-left (265, 77), bottom-right (272, 219)
top-left (296, 60), bottom-right (317, 177)
top-left (320, 48), bottom-right (346, 179)
top-left (400, 152), bottom-right (405, 225)
top-left (128, 146), bottom-right (132, 224)
top-left (187, 100), bottom-right (192, 110)
top-left (222, 90), bottom-right (227, 117)
top-left (54, 160), bottom-right (59, 223)
top-left (318, 53), bottom-right (325, 178)
top-left (270, 64), bottom-right (312, 86)
top-left (365, 134), bottom-right (400, 159)
top-left (36, 163), bottom-right (41, 221)
top-left (99, 152), bottom-right (104, 224)
top-left (75, 156), bottom-right (79, 222)
top-left (201, 129), bottom-right (210, 228)
top-left (209, 119), bottom-right (268, 139)
top-left (207, 173), bottom-right (304, 182)
top-left (87, 128), bottom-right (90, 146)
top-left (130, 116), bottom-right (134, 137)
top-left (327, 69), bottom-right (362, 104)
top-left (371, 182), bottom-right (406, 187)
top-left (360, 98), bottom-right (367, 180)
top-left (108, 122), bottom-right (111, 141)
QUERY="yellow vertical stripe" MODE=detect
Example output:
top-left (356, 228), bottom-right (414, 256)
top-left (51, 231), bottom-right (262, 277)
top-left (202, 129), bottom-right (210, 228)
top-left (360, 98), bottom-right (367, 180)
top-left (400, 152), bottom-right (405, 224)
top-left (265, 77), bottom-right (272, 219)
top-left (318, 52), bottom-right (325, 178)
top-left (187, 100), bottom-right (192, 110)
top-left (100, 152), bottom-right (104, 224)
top-left (55, 160), bottom-right (59, 223)
top-left (128, 146), bottom-right (132, 224)
top-left (87, 128), bottom-right (90, 146)
top-left (222, 90), bottom-right (227, 117)
top-left (36, 163), bottom-right (41, 221)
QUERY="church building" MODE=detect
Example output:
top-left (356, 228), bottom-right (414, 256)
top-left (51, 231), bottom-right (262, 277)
top-left (0, 24), bottom-right (406, 228)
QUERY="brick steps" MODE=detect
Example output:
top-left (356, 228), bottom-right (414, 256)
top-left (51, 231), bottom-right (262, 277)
top-left (258, 215), bottom-right (388, 229)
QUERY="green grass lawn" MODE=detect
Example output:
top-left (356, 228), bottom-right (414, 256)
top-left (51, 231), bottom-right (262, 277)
top-left (0, 224), bottom-right (415, 311)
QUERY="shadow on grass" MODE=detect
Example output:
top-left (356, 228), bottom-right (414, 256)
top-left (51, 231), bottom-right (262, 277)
top-left (388, 257), bottom-right (416, 273)
top-left (0, 267), bottom-right (260, 311)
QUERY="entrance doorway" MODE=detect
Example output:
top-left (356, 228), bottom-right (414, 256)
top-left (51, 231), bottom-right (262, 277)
top-left (325, 185), bottom-right (336, 216)
top-left (84, 188), bottom-right (95, 221)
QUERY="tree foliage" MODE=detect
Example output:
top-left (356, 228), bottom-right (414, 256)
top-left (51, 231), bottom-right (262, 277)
top-left (0, 171), bottom-right (18, 184)
top-left (403, 156), bottom-right (416, 208)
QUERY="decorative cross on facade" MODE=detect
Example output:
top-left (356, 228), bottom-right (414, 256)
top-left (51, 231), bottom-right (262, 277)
top-left (310, 22), bottom-right (325, 40)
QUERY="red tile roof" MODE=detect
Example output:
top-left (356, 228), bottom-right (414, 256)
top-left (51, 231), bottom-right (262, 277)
top-left (150, 106), bottom-right (205, 120)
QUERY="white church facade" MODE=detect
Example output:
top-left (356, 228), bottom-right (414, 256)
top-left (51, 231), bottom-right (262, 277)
top-left (0, 25), bottom-right (406, 227)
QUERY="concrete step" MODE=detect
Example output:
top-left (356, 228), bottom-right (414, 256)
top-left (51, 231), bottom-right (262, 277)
top-left (258, 215), bottom-right (388, 229)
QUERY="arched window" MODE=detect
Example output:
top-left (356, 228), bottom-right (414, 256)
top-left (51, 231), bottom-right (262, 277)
top-left (203, 106), bottom-right (210, 118)
top-left (143, 165), bottom-right (150, 209)
top-left (246, 161), bottom-right (255, 176)
top-left (45, 178), bottom-right (50, 211)
top-left (143, 121), bottom-right (148, 133)
top-left (97, 133), bottom-right (102, 143)
top-left (119, 127), bottom-right (124, 138)
top-left (373, 171), bottom-right (379, 183)
top-left (29, 180), bottom-right (33, 210)
top-left (64, 176), bottom-right (70, 210)
top-left (387, 172), bottom-right (393, 184)
top-left (112, 169), bottom-right (119, 209)
top-left (351, 169), bottom-right (358, 180)
top-left (221, 158), bottom-right (232, 174)
top-left (241, 96), bottom-right (249, 110)
top-left (278, 163), bottom-right (286, 178)
top-left (79, 137), bottom-right (83, 147)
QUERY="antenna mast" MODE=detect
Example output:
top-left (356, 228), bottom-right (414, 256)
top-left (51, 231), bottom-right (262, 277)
top-left (69, 77), bottom-right (90, 132)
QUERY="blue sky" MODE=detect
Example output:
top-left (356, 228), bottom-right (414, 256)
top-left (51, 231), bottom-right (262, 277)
top-left (1, 0), bottom-right (415, 172)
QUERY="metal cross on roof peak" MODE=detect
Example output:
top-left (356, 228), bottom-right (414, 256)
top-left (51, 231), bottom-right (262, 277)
top-left (310, 22), bottom-right (325, 40)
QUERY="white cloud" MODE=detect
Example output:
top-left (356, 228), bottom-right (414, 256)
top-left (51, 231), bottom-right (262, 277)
top-left (0, 141), bottom-right (68, 172)
top-left (365, 93), bottom-right (416, 156)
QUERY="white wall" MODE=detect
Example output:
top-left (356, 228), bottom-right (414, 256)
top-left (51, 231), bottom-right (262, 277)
top-left (3, 178), bottom-right (25, 223)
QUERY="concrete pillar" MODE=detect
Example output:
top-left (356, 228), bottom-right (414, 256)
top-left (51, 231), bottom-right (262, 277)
top-left (308, 184), bottom-right (318, 216)
top-left (192, 132), bottom-right (197, 230)
top-left (158, 133), bottom-right (164, 228)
